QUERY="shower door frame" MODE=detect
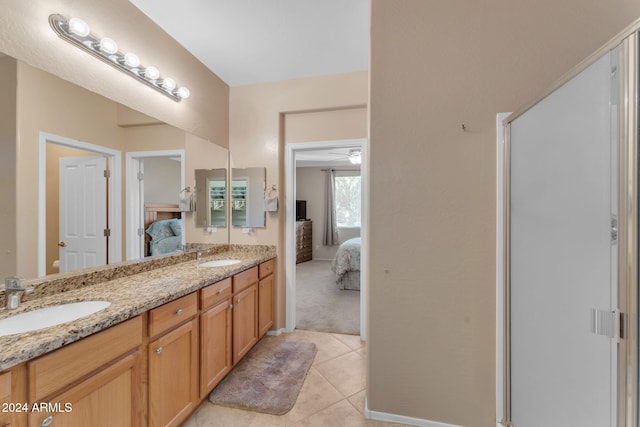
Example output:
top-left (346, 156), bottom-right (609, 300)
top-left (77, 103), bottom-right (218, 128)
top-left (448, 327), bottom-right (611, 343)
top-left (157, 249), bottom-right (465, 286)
top-left (500, 27), bottom-right (639, 427)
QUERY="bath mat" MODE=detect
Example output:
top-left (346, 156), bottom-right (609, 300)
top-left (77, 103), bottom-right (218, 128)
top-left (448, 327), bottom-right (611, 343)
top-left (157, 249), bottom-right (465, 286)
top-left (208, 338), bottom-right (317, 415)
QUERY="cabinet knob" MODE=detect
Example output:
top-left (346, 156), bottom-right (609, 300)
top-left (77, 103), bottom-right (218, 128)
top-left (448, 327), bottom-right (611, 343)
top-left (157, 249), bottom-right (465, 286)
top-left (176, 308), bottom-right (183, 316)
top-left (155, 347), bottom-right (163, 355)
top-left (42, 416), bottom-right (54, 427)
top-left (217, 289), bottom-right (223, 295)
top-left (229, 303), bottom-right (233, 310)
top-left (261, 283), bottom-right (264, 288)
top-left (236, 299), bottom-right (241, 305)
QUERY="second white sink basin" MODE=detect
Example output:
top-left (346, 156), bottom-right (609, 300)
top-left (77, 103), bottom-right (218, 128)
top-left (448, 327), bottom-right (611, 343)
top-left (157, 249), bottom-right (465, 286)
top-left (0, 301), bottom-right (111, 337)
top-left (199, 259), bottom-right (242, 268)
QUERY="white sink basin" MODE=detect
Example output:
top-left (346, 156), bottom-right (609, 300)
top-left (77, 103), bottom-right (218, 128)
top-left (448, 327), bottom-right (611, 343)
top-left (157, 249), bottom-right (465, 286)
top-left (0, 301), bottom-right (111, 337)
top-left (199, 259), bottom-right (242, 268)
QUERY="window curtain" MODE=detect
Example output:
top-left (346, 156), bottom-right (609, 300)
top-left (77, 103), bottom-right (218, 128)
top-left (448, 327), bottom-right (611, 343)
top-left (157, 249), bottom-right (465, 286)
top-left (323, 169), bottom-right (339, 246)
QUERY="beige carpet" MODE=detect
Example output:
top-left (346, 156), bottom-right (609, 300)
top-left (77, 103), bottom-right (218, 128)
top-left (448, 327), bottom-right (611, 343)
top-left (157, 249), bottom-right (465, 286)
top-left (208, 338), bottom-right (317, 415)
top-left (296, 260), bottom-right (360, 335)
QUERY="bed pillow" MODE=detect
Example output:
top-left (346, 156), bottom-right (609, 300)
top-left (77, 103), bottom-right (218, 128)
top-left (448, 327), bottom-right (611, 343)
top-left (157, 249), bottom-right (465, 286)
top-left (146, 219), bottom-right (176, 241)
top-left (167, 219), bottom-right (182, 236)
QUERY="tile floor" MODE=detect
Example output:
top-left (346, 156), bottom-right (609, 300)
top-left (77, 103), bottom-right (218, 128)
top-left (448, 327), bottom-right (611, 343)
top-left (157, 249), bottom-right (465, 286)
top-left (183, 329), bottom-right (405, 427)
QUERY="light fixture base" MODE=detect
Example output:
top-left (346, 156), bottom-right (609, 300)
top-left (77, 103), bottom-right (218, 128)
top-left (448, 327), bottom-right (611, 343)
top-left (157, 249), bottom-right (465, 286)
top-left (49, 14), bottom-right (188, 102)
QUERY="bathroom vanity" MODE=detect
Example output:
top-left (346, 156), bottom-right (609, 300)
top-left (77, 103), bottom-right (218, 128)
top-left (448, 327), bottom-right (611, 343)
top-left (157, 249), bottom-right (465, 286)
top-left (0, 247), bottom-right (276, 427)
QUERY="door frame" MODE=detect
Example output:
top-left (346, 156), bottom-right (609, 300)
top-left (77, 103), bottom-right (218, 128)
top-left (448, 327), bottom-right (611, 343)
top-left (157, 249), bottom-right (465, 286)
top-left (38, 132), bottom-right (122, 277)
top-left (495, 112), bottom-right (510, 427)
top-left (125, 150), bottom-right (185, 260)
top-left (285, 138), bottom-right (369, 341)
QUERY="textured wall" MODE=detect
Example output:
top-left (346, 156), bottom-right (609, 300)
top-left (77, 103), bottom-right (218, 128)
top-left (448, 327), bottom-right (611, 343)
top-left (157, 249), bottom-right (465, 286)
top-left (368, 1), bottom-right (640, 426)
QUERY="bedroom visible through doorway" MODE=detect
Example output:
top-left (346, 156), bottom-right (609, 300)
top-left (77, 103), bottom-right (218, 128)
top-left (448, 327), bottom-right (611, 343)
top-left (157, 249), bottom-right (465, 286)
top-left (285, 139), bottom-right (368, 339)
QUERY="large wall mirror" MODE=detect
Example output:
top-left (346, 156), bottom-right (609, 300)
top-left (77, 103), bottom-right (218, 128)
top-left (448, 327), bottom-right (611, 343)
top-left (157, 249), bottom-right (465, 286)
top-left (195, 168), bottom-right (227, 228)
top-left (231, 167), bottom-right (266, 228)
top-left (0, 53), bottom-right (229, 280)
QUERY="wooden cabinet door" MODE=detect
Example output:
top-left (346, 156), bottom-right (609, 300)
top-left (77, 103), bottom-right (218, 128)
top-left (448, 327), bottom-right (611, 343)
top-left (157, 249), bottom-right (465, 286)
top-left (28, 351), bottom-right (142, 427)
top-left (148, 318), bottom-right (198, 427)
top-left (200, 299), bottom-right (232, 398)
top-left (0, 371), bottom-right (11, 427)
top-left (232, 284), bottom-right (258, 365)
top-left (258, 274), bottom-right (274, 338)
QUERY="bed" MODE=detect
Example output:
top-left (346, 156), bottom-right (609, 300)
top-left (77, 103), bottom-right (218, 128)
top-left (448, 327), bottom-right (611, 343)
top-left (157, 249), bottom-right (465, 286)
top-left (331, 237), bottom-right (361, 290)
top-left (144, 203), bottom-right (183, 256)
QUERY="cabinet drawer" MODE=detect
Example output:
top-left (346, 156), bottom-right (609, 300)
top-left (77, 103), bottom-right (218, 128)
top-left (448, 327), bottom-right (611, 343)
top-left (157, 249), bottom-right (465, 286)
top-left (201, 277), bottom-right (232, 310)
top-left (29, 316), bottom-right (142, 401)
top-left (233, 266), bottom-right (258, 293)
top-left (149, 293), bottom-right (198, 338)
top-left (259, 259), bottom-right (275, 278)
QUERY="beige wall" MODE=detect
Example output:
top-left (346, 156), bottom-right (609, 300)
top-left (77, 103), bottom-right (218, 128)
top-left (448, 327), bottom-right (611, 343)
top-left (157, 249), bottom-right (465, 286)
top-left (0, 56), bottom-right (17, 278)
top-left (0, 0), bottom-right (229, 146)
top-left (143, 158), bottom-right (181, 205)
top-left (368, 1), bottom-right (640, 426)
top-left (285, 107), bottom-right (368, 143)
top-left (120, 123), bottom-right (185, 153)
top-left (229, 72), bottom-right (368, 329)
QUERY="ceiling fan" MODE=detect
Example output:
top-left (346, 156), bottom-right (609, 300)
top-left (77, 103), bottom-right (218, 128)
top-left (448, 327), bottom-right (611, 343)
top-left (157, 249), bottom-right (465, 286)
top-left (326, 148), bottom-right (362, 165)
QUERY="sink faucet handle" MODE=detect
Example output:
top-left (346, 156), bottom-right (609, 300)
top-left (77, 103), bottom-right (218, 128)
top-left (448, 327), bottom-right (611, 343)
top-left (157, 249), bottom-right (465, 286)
top-left (4, 277), bottom-right (33, 292)
top-left (5, 277), bottom-right (21, 290)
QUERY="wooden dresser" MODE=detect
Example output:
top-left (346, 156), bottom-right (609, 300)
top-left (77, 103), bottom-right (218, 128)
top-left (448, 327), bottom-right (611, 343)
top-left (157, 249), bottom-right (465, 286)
top-left (296, 220), bottom-right (312, 263)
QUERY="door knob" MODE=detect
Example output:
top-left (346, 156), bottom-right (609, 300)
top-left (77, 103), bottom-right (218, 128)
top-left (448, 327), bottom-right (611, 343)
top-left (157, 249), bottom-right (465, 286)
top-left (58, 241), bottom-right (67, 247)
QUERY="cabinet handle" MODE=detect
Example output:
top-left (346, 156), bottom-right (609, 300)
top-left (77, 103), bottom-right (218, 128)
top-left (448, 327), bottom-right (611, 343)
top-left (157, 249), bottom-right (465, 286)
top-left (236, 298), bottom-right (241, 305)
top-left (176, 308), bottom-right (183, 316)
top-left (155, 347), bottom-right (163, 355)
top-left (229, 303), bottom-right (233, 310)
top-left (217, 289), bottom-right (223, 295)
top-left (42, 416), bottom-right (54, 427)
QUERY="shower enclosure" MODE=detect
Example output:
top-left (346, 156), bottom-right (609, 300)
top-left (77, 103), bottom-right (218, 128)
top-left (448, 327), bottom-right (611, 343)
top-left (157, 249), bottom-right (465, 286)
top-left (502, 24), bottom-right (639, 427)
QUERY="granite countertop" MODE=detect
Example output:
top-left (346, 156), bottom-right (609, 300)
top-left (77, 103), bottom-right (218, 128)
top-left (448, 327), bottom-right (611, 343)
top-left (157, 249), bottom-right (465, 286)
top-left (0, 249), bottom-right (275, 371)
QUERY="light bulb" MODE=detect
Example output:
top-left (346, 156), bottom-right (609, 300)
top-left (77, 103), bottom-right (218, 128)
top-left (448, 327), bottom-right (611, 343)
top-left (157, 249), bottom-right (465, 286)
top-left (175, 87), bottom-right (190, 99)
top-left (68, 17), bottom-right (90, 37)
top-left (143, 66), bottom-right (160, 80)
top-left (98, 37), bottom-right (118, 54)
top-left (122, 52), bottom-right (140, 68)
top-left (160, 78), bottom-right (176, 90)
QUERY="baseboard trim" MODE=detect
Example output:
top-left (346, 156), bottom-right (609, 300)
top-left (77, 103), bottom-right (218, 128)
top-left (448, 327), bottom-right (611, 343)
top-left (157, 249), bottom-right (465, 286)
top-left (266, 328), bottom-right (287, 336)
top-left (364, 399), bottom-right (462, 427)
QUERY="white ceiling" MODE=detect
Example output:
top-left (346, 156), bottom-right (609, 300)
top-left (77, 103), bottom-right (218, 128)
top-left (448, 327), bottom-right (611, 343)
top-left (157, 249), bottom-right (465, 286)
top-left (128, 0), bottom-right (369, 87)
top-left (296, 147), bottom-right (361, 167)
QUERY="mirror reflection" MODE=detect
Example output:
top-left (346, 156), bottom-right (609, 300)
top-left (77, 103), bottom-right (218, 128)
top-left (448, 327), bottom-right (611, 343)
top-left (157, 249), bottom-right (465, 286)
top-left (0, 52), bottom-right (229, 279)
top-left (195, 168), bottom-right (227, 228)
top-left (231, 167), bottom-right (266, 228)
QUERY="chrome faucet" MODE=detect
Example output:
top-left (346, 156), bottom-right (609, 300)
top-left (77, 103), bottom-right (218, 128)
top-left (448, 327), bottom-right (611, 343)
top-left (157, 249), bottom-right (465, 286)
top-left (4, 277), bottom-right (34, 310)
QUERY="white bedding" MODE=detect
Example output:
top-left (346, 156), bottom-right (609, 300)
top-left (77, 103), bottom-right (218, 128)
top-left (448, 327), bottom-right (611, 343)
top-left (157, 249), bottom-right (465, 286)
top-left (331, 238), bottom-right (361, 290)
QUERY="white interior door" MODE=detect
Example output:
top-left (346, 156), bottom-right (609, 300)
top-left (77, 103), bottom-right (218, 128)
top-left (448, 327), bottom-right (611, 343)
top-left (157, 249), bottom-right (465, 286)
top-left (59, 156), bottom-right (108, 272)
top-left (509, 48), bottom-right (618, 426)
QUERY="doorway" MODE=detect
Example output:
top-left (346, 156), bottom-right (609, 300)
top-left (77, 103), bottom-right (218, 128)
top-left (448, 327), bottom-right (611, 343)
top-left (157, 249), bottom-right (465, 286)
top-left (285, 139), bottom-right (368, 341)
top-left (37, 132), bottom-right (122, 277)
top-left (125, 150), bottom-right (185, 260)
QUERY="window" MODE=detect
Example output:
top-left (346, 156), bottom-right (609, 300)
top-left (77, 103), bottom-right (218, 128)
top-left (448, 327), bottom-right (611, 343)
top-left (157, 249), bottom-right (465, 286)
top-left (334, 175), bottom-right (361, 227)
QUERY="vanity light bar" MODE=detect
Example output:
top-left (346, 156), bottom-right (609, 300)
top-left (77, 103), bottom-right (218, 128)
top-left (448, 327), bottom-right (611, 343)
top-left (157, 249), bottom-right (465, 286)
top-left (49, 14), bottom-right (190, 102)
